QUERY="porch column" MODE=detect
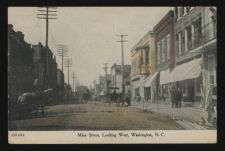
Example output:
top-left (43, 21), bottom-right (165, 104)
top-left (184, 28), bottom-right (188, 51)
top-left (191, 24), bottom-right (195, 48)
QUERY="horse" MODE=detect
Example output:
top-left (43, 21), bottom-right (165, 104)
top-left (17, 88), bottom-right (54, 118)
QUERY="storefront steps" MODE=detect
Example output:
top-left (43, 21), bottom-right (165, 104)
top-left (176, 119), bottom-right (207, 130)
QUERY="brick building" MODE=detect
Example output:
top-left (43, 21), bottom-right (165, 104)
top-left (171, 7), bottom-right (217, 107)
top-left (153, 10), bottom-right (175, 101)
top-left (8, 24), bottom-right (34, 97)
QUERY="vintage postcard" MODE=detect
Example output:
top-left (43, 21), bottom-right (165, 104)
top-left (8, 7), bottom-right (217, 144)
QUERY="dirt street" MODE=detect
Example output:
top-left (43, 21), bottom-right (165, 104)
top-left (9, 101), bottom-right (183, 130)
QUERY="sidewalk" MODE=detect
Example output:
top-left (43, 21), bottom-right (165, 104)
top-left (130, 100), bottom-right (214, 130)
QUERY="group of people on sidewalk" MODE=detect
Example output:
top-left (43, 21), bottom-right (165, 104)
top-left (170, 86), bottom-right (183, 108)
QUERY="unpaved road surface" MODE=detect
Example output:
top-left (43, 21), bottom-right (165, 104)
top-left (9, 101), bottom-right (183, 130)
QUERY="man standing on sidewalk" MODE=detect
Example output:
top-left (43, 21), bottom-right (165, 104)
top-left (177, 87), bottom-right (183, 108)
top-left (170, 86), bottom-right (176, 108)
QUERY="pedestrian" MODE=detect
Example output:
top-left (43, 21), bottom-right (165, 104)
top-left (125, 90), bottom-right (131, 106)
top-left (170, 86), bottom-right (176, 108)
top-left (177, 87), bottom-right (183, 108)
top-left (174, 86), bottom-right (179, 108)
top-left (113, 90), bottom-right (117, 102)
top-left (189, 86), bottom-right (195, 103)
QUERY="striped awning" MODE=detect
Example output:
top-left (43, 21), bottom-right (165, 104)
top-left (160, 58), bottom-right (202, 85)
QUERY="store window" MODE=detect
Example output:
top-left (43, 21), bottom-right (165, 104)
top-left (166, 34), bottom-right (170, 59)
top-left (135, 88), bottom-right (139, 96)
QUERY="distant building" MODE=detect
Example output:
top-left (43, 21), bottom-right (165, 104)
top-left (32, 43), bottom-right (45, 88)
top-left (95, 83), bottom-right (101, 96)
top-left (64, 83), bottom-right (72, 100)
top-left (99, 74), bottom-right (112, 94)
top-left (110, 64), bottom-right (131, 94)
top-left (77, 85), bottom-right (89, 100)
top-left (8, 24), bottom-right (33, 97)
top-left (57, 69), bottom-right (64, 98)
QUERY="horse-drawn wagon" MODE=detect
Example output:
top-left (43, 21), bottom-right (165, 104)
top-left (9, 88), bottom-right (54, 119)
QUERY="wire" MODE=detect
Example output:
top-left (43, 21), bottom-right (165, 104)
top-left (49, 29), bottom-right (58, 53)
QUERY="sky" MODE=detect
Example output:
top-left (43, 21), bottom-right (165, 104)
top-left (8, 7), bottom-right (173, 87)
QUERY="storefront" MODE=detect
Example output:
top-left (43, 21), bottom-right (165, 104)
top-left (144, 72), bottom-right (159, 102)
top-left (159, 58), bottom-right (203, 104)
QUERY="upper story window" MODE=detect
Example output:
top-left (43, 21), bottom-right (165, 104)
top-left (157, 42), bottom-right (161, 64)
top-left (177, 7), bottom-right (193, 20)
top-left (166, 34), bottom-right (170, 60)
top-left (146, 48), bottom-right (149, 65)
top-left (140, 49), bottom-right (144, 65)
top-left (162, 38), bottom-right (166, 62)
top-left (178, 7), bottom-right (184, 19)
top-left (193, 18), bottom-right (202, 47)
top-left (186, 26), bottom-right (192, 50)
top-left (186, 6), bottom-right (192, 13)
top-left (181, 30), bottom-right (186, 53)
top-left (178, 32), bottom-right (182, 54)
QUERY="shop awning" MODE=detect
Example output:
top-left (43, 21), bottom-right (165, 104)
top-left (144, 72), bottom-right (159, 87)
top-left (134, 75), bottom-right (148, 88)
top-left (160, 58), bottom-right (202, 85)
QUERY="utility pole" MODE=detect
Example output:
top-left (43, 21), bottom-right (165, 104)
top-left (65, 58), bottom-right (72, 100)
top-left (115, 63), bottom-right (117, 92)
top-left (116, 34), bottom-right (128, 102)
top-left (103, 63), bottom-right (109, 95)
top-left (65, 58), bottom-right (72, 85)
top-left (57, 45), bottom-right (67, 101)
top-left (94, 80), bottom-right (96, 95)
top-left (75, 76), bottom-right (77, 92)
top-left (37, 7), bottom-right (57, 77)
top-left (57, 45), bottom-right (68, 74)
top-left (72, 72), bottom-right (75, 93)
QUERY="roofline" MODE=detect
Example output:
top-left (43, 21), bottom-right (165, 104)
top-left (130, 30), bottom-right (154, 53)
top-left (153, 10), bottom-right (174, 32)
